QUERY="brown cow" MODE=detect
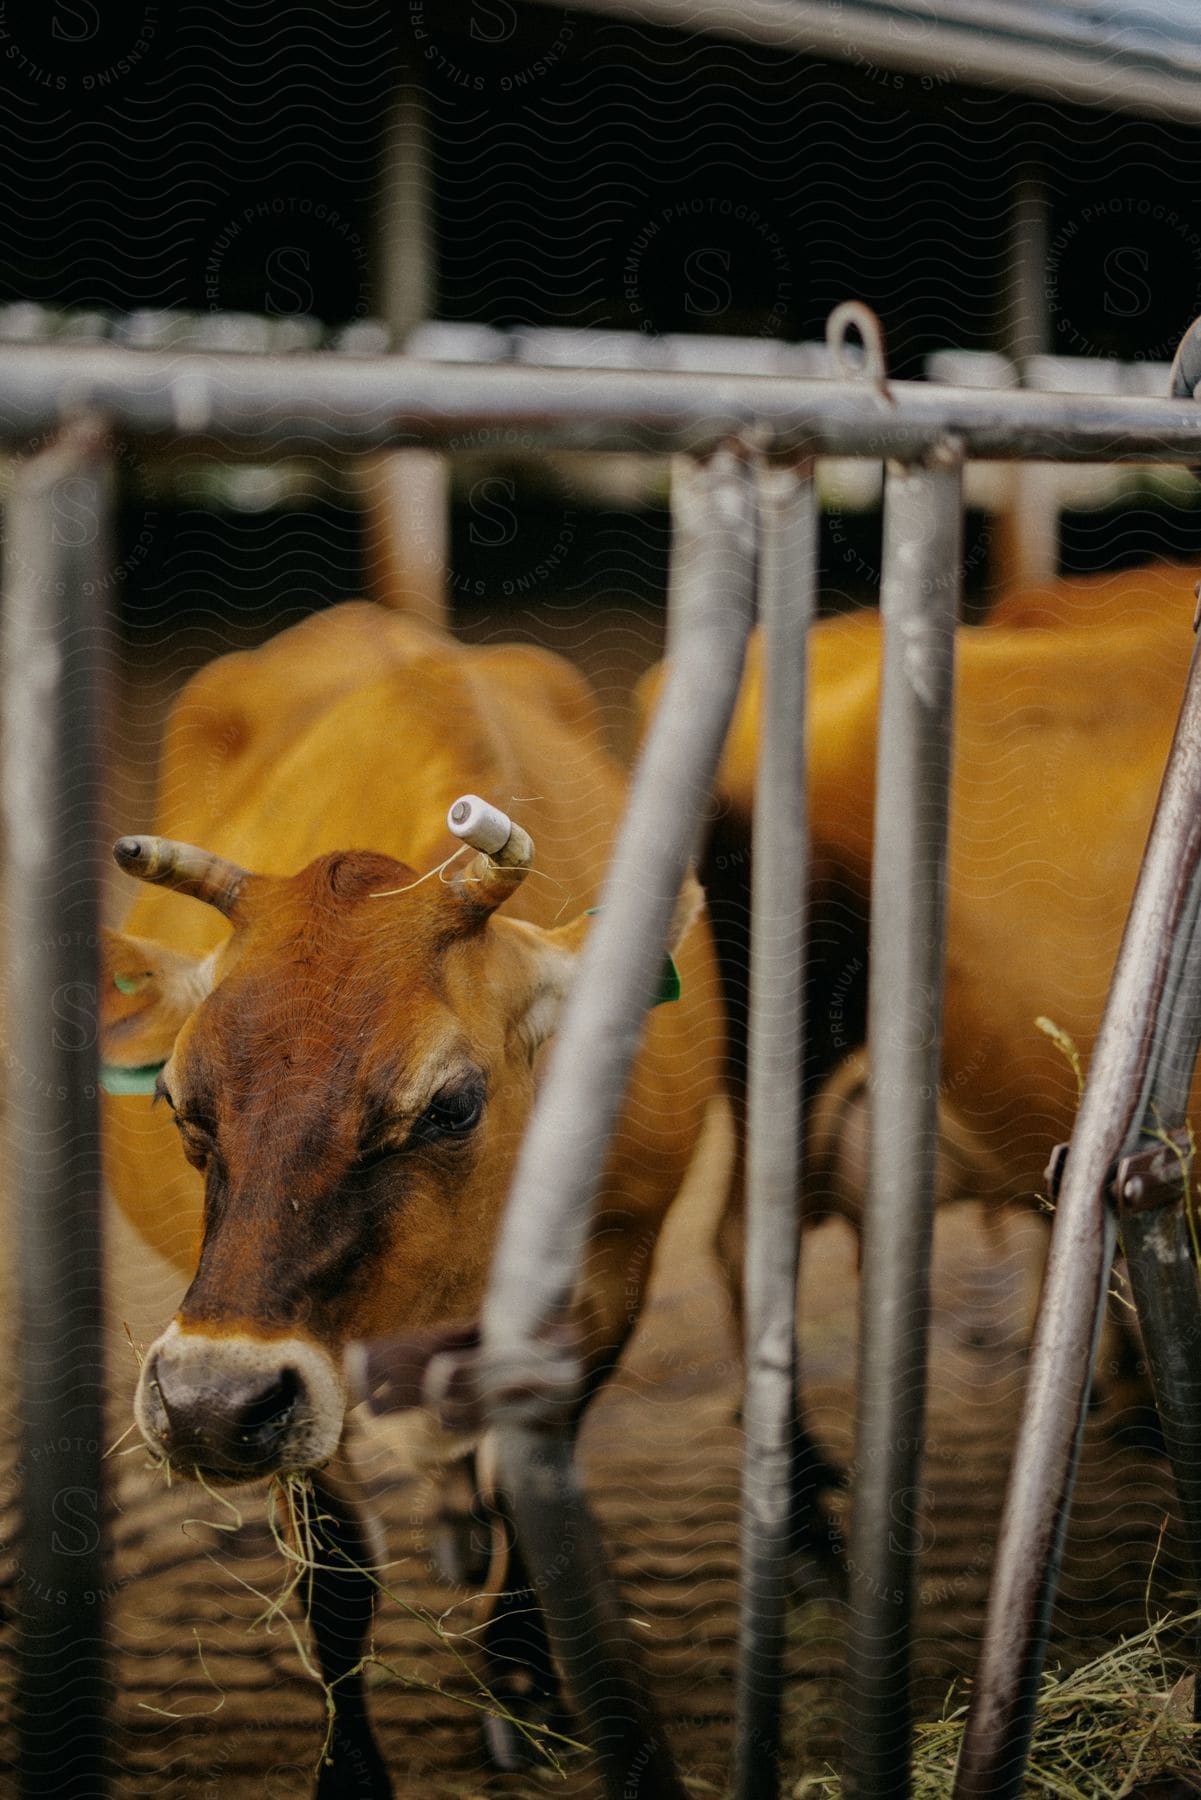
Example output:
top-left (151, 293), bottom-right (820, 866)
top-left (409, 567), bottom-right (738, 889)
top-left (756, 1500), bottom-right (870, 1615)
top-left (641, 558), bottom-right (1199, 1340)
top-left (101, 604), bottom-right (730, 1796)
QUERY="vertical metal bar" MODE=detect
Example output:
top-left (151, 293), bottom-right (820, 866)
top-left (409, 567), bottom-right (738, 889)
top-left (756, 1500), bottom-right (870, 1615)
top-left (1113, 730), bottom-right (1201, 1727)
top-left (484, 449), bottom-right (759, 1800)
top-left (1119, 1194), bottom-right (1201, 1723)
top-left (2, 422), bottom-right (113, 1800)
top-left (494, 1426), bottom-right (684, 1798)
top-left (735, 461), bottom-right (817, 1800)
top-left (954, 631), bottom-right (1201, 1799)
top-left (845, 443), bottom-right (963, 1800)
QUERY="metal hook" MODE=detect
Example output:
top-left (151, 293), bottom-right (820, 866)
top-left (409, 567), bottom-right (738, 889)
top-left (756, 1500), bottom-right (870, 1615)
top-left (1170, 312), bottom-right (1201, 402)
top-left (826, 300), bottom-right (894, 405)
top-left (1167, 314), bottom-right (1201, 485)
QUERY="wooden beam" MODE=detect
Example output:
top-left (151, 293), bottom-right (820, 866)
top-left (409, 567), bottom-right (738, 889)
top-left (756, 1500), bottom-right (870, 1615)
top-left (364, 65), bottom-right (448, 624)
top-left (356, 448), bottom-right (449, 627)
top-left (995, 155), bottom-right (1059, 595)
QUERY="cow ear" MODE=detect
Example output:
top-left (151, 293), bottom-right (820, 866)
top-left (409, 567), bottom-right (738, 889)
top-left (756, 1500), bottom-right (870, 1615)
top-left (502, 870), bottom-right (704, 1056)
top-left (498, 912), bottom-right (588, 1056)
top-left (100, 927), bottom-right (217, 1072)
top-left (665, 868), bottom-right (704, 955)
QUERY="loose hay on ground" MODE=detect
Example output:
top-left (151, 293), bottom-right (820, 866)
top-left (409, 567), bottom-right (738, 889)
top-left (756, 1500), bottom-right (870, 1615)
top-left (798, 1613), bottom-right (1201, 1798)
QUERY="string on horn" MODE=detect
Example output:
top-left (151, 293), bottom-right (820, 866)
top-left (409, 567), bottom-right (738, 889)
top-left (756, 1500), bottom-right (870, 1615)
top-left (445, 794), bottom-right (534, 912)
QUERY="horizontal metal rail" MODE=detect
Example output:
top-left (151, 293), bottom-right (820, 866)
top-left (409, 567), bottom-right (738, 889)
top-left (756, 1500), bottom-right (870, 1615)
top-left (10, 344), bottom-right (1201, 460)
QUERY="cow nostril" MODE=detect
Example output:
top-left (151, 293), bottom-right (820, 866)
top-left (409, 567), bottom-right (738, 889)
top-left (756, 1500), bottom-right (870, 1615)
top-left (140, 1353), bottom-right (169, 1441)
top-left (145, 1348), bottom-right (323, 1477)
top-left (235, 1367), bottom-right (301, 1445)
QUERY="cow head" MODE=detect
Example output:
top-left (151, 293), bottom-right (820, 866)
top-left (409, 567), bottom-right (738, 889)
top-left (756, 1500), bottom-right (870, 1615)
top-left (104, 805), bottom-right (681, 1485)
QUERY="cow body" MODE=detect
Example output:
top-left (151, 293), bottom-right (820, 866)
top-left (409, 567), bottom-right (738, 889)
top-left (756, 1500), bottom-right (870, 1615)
top-left (628, 561), bottom-right (1201, 1599)
top-left (646, 558), bottom-right (1201, 1232)
top-left (103, 604), bottom-right (725, 1793)
top-left (107, 604), bottom-right (720, 1336)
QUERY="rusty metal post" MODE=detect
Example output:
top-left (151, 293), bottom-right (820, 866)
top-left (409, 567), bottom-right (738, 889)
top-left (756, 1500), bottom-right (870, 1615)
top-left (482, 449), bottom-right (758, 1800)
top-left (2, 423), bottom-right (114, 1798)
top-left (954, 626), bottom-right (1201, 1797)
top-left (1119, 1177), bottom-right (1201, 1724)
top-left (845, 443), bottom-right (963, 1800)
top-left (734, 461), bottom-right (817, 1800)
top-left (1071, 701), bottom-right (1201, 1730)
top-left (1108, 309), bottom-right (1201, 1728)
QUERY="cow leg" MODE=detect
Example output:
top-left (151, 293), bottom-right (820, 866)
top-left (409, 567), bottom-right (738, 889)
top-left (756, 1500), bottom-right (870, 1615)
top-left (430, 1451), bottom-right (493, 1589)
top-left (304, 1450), bottom-right (394, 1800)
top-left (1098, 1264), bottom-right (1165, 1451)
top-left (474, 1479), bottom-right (570, 1773)
top-left (787, 1414), bottom-right (848, 1595)
top-left (471, 1328), bottom-right (637, 1773)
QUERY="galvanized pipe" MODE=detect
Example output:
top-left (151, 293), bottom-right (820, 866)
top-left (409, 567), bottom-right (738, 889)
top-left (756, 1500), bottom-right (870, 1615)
top-left (846, 444), bottom-right (964, 1799)
top-left (1119, 1197), bottom-right (1201, 1725)
top-left (735, 463), bottom-right (817, 1800)
top-left (2, 422), bottom-right (113, 1797)
top-left (1114, 661), bottom-right (1201, 1723)
top-left (484, 449), bottom-right (759, 1800)
top-left (955, 628), bottom-right (1201, 1797)
top-left (7, 344), bottom-right (1201, 462)
top-left (493, 1424), bottom-right (685, 1799)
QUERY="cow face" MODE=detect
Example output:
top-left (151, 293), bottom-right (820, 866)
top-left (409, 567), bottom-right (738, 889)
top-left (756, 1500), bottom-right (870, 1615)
top-left (103, 825), bottom-right (601, 1483)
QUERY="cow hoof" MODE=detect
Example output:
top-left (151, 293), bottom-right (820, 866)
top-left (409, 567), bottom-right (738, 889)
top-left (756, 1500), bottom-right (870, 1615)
top-left (483, 1699), bottom-right (573, 1773)
top-left (1108, 1393), bottom-right (1166, 1457)
top-left (789, 1496), bottom-right (848, 1600)
top-left (807, 1448), bottom-right (849, 1494)
top-left (431, 1458), bottom-right (497, 1589)
top-left (432, 1503), bottom-right (494, 1589)
top-left (789, 1526), bottom-right (848, 1603)
top-left (314, 1725), bottom-right (394, 1799)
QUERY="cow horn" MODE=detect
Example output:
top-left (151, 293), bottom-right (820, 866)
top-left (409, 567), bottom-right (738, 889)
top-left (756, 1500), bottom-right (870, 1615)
top-left (113, 836), bottom-right (250, 917)
top-left (446, 795), bottom-right (533, 913)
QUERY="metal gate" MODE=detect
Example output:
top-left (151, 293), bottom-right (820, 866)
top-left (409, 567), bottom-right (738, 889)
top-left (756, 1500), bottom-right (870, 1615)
top-left (5, 306), bottom-right (1201, 1799)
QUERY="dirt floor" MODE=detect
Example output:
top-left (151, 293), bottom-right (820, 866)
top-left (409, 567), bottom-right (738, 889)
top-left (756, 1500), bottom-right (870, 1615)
top-left (0, 607), bottom-right (1193, 1795)
top-left (1, 1102), bottom-right (1189, 1798)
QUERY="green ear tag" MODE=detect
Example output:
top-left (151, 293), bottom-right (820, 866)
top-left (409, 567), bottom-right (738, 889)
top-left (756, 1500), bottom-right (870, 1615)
top-left (651, 954), bottom-right (682, 1008)
top-left (100, 1061), bottom-right (166, 1096)
top-left (584, 909), bottom-right (682, 1009)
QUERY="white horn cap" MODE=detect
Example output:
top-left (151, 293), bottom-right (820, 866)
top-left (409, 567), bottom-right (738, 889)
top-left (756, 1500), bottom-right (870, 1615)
top-left (447, 794), bottom-right (533, 868)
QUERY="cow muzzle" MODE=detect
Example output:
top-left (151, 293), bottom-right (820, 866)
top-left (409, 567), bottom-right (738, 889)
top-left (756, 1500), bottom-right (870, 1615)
top-left (135, 1322), bottom-right (345, 1481)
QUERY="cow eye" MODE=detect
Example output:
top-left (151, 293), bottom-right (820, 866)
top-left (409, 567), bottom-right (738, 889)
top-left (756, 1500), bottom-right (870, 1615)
top-left (412, 1085), bottom-right (484, 1142)
top-left (171, 1115), bottom-right (213, 1170)
top-left (153, 1078), bottom-right (212, 1167)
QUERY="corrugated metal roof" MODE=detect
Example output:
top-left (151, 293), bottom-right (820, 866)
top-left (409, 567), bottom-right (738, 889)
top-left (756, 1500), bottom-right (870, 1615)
top-left (914, 0), bottom-right (1201, 67)
top-left (542, 0), bottom-right (1201, 119)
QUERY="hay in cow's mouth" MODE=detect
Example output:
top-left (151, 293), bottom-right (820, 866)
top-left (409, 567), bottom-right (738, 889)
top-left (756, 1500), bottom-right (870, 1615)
top-left (272, 1472), bottom-right (587, 1781)
top-left (133, 1460), bottom-right (586, 1781)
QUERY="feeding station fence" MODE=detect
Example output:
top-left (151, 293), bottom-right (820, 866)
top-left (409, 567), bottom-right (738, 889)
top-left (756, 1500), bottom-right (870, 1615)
top-left (4, 304), bottom-right (1201, 1800)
